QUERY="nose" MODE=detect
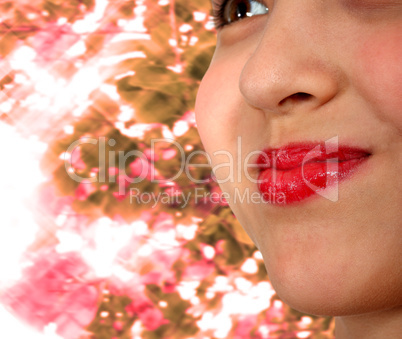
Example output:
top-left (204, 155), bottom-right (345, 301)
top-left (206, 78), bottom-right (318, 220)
top-left (239, 4), bottom-right (341, 115)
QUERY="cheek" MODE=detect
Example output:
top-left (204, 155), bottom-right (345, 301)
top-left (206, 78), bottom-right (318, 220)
top-left (355, 27), bottom-right (402, 130)
top-left (195, 60), bottom-right (244, 155)
top-left (195, 65), bottom-right (234, 182)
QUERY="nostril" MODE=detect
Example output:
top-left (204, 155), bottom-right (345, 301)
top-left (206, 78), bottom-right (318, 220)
top-left (279, 92), bottom-right (312, 106)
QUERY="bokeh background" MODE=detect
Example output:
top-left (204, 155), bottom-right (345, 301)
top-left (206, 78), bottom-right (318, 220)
top-left (0, 0), bottom-right (335, 338)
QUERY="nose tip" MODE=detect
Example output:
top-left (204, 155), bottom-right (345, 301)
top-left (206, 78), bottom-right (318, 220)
top-left (239, 55), bottom-right (340, 114)
top-left (238, 7), bottom-right (342, 116)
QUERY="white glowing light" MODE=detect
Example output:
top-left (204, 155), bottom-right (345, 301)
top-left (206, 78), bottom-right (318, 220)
top-left (298, 316), bottom-right (313, 329)
top-left (250, 281), bottom-right (275, 299)
top-left (13, 73), bottom-right (28, 84)
top-left (63, 125), bottom-right (74, 135)
top-left (72, 0), bottom-right (108, 34)
top-left (297, 331), bottom-right (312, 338)
top-left (189, 36), bottom-right (199, 46)
top-left (115, 121), bottom-right (125, 130)
top-left (55, 231), bottom-right (84, 253)
top-left (66, 40), bottom-right (87, 57)
top-left (234, 277), bottom-right (252, 293)
top-left (70, 67), bottom-right (101, 101)
top-left (258, 325), bottom-right (271, 338)
top-left (10, 46), bottom-right (37, 69)
top-left (82, 218), bottom-right (135, 277)
top-left (72, 100), bottom-right (93, 117)
top-left (179, 24), bottom-right (192, 33)
top-left (55, 214), bottom-right (67, 227)
top-left (176, 224), bottom-right (198, 240)
top-left (119, 122), bottom-right (152, 138)
top-left (152, 229), bottom-right (178, 247)
top-left (0, 124), bottom-right (46, 287)
top-left (118, 105), bottom-right (134, 122)
top-left (202, 245), bottom-right (215, 260)
top-left (169, 38), bottom-right (178, 47)
top-left (190, 296), bottom-right (200, 305)
top-left (26, 13), bottom-right (37, 20)
top-left (205, 18), bottom-right (216, 30)
top-left (57, 17), bottom-right (67, 25)
top-left (159, 301), bottom-right (168, 308)
top-left (100, 84), bottom-right (120, 101)
top-left (221, 290), bottom-right (269, 315)
top-left (162, 127), bottom-right (174, 139)
top-left (196, 312), bottom-right (232, 338)
top-left (167, 64), bottom-right (183, 73)
top-left (213, 313), bottom-right (232, 338)
top-left (0, 305), bottom-right (62, 339)
top-left (131, 320), bottom-right (144, 338)
top-left (115, 70), bottom-right (135, 81)
top-left (173, 120), bottom-right (189, 137)
top-left (253, 250), bottom-right (263, 260)
top-left (134, 5), bottom-right (147, 15)
top-left (193, 11), bottom-right (207, 22)
top-left (208, 276), bottom-right (233, 293)
top-left (100, 51), bottom-right (146, 66)
top-left (118, 18), bottom-right (148, 33)
top-left (0, 99), bottom-right (13, 113)
top-left (138, 244), bottom-right (153, 257)
top-left (131, 220), bottom-right (149, 236)
top-left (206, 291), bottom-right (215, 299)
top-left (112, 265), bottom-right (136, 282)
top-left (158, 0), bottom-right (169, 6)
top-left (240, 258), bottom-right (258, 274)
top-left (177, 281), bottom-right (200, 300)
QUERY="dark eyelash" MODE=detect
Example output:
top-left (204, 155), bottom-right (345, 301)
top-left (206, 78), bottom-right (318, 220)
top-left (212, 0), bottom-right (230, 29)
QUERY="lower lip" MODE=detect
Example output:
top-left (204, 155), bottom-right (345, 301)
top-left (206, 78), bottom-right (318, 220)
top-left (258, 157), bottom-right (370, 205)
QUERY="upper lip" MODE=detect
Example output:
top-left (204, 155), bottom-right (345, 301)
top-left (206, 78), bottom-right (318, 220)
top-left (257, 142), bottom-right (372, 170)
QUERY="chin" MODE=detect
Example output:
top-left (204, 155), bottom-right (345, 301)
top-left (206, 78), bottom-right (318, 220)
top-left (264, 260), bottom-right (402, 317)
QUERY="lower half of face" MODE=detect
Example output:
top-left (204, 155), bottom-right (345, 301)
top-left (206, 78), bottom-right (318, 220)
top-left (195, 3), bottom-right (402, 317)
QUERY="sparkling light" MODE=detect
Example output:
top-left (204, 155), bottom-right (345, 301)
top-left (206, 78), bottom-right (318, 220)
top-left (173, 120), bottom-right (189, 137)
top-left (72, 0), bottom-right (108, 33)
top-left (55, 231), bottom-right (84, 253)
top-left (202, 245), bottom-right (215, 260)
top-left (176, 224), bottom-right (198, 240)
top-left (0, 305), bottom-right (62, 339)
top-left (240, 258), bottom-right (258, 274)
top-left (66, 40), bottom-right (87, 57)
top-left (193, 11), bottom-right (207, 22)
top-left (234, 277), bottom-right (252, 293)
top-left (100, 51), bottom-right (146, 66)
top-left (253, 250), bottom-right (263, 260)
top-left (0, 124), bottom-right (46, 287)
top-left (196, 312), bottom-right (232, 338)
top-left (177, 281), bottom-right (200, 300)
top-left (297, 331), bottom-right (313, 338)
top-left (82, 218), bottom-right (135, 277)
top-left (179, 24), bottom-right (192, 33)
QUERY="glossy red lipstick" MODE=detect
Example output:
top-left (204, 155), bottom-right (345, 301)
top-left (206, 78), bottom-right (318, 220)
top-left (257, 142), bottom-right (371, 205)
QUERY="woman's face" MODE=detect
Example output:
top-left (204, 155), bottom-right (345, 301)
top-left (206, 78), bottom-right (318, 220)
top-left (195, 0), bottom-right (402, 316)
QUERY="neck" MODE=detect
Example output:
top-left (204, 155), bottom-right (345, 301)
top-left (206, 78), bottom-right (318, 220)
top-left (335, 306), bottom-right (402, 339)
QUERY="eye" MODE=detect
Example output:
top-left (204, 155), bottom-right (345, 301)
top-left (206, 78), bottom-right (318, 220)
top-left (214, 0), bottom-right (269, 28)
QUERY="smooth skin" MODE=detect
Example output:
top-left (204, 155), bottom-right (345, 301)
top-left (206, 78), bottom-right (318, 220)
top-left (195, 0), bottom-right (402, 338)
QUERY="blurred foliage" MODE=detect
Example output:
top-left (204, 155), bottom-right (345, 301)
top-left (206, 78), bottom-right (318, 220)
top-left (0, 0), bottom-right (335, 338)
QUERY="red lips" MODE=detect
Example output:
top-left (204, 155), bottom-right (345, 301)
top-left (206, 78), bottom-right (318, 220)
top-left (256, 142), bottom-right (371, 205)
